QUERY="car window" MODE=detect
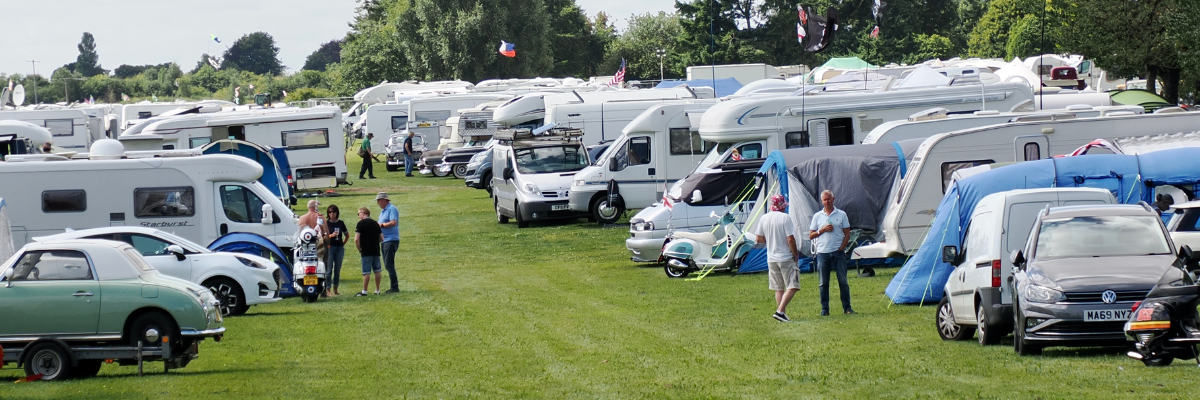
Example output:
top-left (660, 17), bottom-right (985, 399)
top-left (8, 250), bottom-right (93, 281)
top-left (127, 234), bottom-right (173, 256)
top-left (1006, 202), bottom-right (1051, 253)
top-left (1035, 215), bottom-right (1171, 260)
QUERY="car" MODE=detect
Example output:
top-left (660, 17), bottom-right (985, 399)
top-left (1165, 199), bottom-right (1200, 250)
top-left (0, 239), bottom-right (225, 379)
top-left (385, 131), bottom-right (426, 173)
top-left (35, 227), bottom-right (281, 316)
top-left (1008, 203), bottom-right (1176, 355)
top-left (464, 144), bottom-right (494, 193)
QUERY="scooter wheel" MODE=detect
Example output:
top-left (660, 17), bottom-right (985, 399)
top-left (664, 259), bottom-right (691, 278)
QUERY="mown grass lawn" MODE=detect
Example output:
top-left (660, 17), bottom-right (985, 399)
top-left (2, 154), bottom-right (1196, 399)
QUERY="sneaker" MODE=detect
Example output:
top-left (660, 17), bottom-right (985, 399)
top-left (844, 310), bottom-right (857, 315)
top-left (386, 288), bottom-right (400, 293)
top-left (355, 291), bottom-right (368, 297)
top-left (820, 310), bottom-right (830, 316)
top-left (358, 176), bottom-right (366, 180)
top-left (405, 174), bottom-right (413, 177)
top-left (772, 312), bottom-right (791, 322)
top-left (374, 290), bottom-right (380, 295)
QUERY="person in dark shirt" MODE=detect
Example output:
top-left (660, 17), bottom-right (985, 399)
top-left (354, 207), bottom-right (384, 296)
top-left (324, 205), bottom-right (349, 296)
top-left (403, 131), bottom-right (415, 177)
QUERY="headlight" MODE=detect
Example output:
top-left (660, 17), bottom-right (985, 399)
top-left (1021, 284), bottom-right (1065, 304)
top-left (523, 182), bottom-right (541, 195)
top-left (235, 255), bottom-right (267, 269)
top-left (573, 179), bottom-right (584, 187)
top-left (631, 220), bottom-right (655, 231)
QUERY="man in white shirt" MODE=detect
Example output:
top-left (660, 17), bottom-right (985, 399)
top-left (751, 195), bottom-right (800, 322)
top-left (809, 190), bottom-right (854, 316)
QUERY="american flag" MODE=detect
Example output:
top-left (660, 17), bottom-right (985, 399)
top-left (608, 58), bottom-right (626, 86)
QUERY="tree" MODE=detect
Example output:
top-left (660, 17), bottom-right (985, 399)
top-left (75, 32), bottom-right (106, 77)
top-left (332, 0), bottom-right (410, 94)
top-left (222, 32), bottom-right (285, 75)
top-left (546, 0), bottom-right (610, 78)
top-left (603, 12), bottom-right (685, 80)
top-left (303, 40), bottom-right (342, 71)
top-left (395, 0), bottom-right (554, 82)
top-left (967, 0), bottom-right (1057, 59)
top-left (114, 63), bottom-right (173, 79)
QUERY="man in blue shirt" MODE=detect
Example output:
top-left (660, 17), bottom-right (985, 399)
top-left (376, 192), bottom-right (401, 293)
top-left (808, 190), bottom-right (854, 316)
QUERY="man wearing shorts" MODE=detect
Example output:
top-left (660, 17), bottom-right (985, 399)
top-left (355, 207), bottom-right (383, 296)
top-left (751, 194), bottom-right (801, 322)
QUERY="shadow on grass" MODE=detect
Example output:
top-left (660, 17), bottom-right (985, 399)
top-left (91, 366), bottom-right (267, 380)
top-left (238, 310), bottom-right (308, 317)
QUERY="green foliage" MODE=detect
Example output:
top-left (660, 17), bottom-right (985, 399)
top-left (74, 32), bottom-right (106, 77)
top-left (222, 32), bottom-right (285, 75)
top-left (396, 0), bottom-right (554, 81)
top-left (284, 87), bottom-right (338, 102)
top-left (332, 0), bottom-right (410, 95)
top-left (303, 40), bottom-right (342, 72)
top-left (602, 12), bottom-right (685, 80)
top-left (114, 63), bottom-right (174, 79)
top-left (546, 0), bottom-right (611, 78)
top-left (967, 0), bottom-right (1054, 59)
top-left (1005, 14), bottom-right (1042, 61)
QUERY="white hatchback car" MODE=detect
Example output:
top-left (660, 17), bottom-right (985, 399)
top-left (35, 227), bottom-right (281, 316)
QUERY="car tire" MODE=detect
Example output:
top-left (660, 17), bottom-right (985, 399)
top-left (386, 163), bottom-right (398, 172)
top-left (74, 359), bottom-right (103, 378)
top-left (936, 297), bottom-right (972, 341)
top-left (515, 201), bottom-right (529, 228)
top-left (453, 164), bottom-right (468, 179)
top-left (205, 277), bottom-right (248, 317)
top-left (664, 259), bottom-right (691, 278)
top-left (1143, 356), bottom-right (1174, 367)
top-left (23, 342), bottom-right (74, 381)
top-left (496, 198), bottom-right (508, 224)
top-left (591, 195), bottom-right (624, 225)
top-left (1013, 308), bottom-right (1042, 356)
top-left (977, 304), bottom-right (1001, 345)
top-left (128, 311), bottom-right (181, 350)
top-left (482, 172), bottom-right (493, 196)
top-left (433, 164), bottom-right (450, 177)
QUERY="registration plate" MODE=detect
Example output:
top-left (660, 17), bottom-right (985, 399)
top-left (303, 275), bottom-right (318, 285)
top-left (1084, 309), bottom-right (1131, 322)
top-left (551, 204), bottom-right (569, 211)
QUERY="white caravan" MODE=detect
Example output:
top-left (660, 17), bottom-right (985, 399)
top-left (404, 93), bottom-right (514, 150)
top-left (861, 105), bottom-right (1146, 145)
top-left (859, 111), bottom-right (1200, 260)
top-left (492, 86), bottom-right (716, 128)
top-left (547, 98), bottom-right (719, 145)
top-left (118, 106), bottom-right (347, 188)
top-left (568, 102), bottom-right (716, 224)
top-left (361, 103), bottom-right (410, 154)
top-left (119, 102), bottom-right (199, 130)
top-left (0, 109), bottom-right (92, 150)
top-left (0, 139), bottom-right (298, 251)
top-left (687, 63), bottom-right (790, 84)
top-left (492, 128), bottom-right (589, 227)
top-left (343, 81), bottom-right (475, 132)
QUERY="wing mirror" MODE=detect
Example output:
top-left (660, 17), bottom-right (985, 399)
top-left (1179, 245), bottom-right (1195, 261)
top-left (167, 244), bottom-right (187, 261)
top-left (4, 269), bottom-right (12, 287)
top-left (261, 204), bottom-right (274, 225)
top-left (503, 167), bottom-right (514, 181)
top-left (692, 190), bottom-right (703, 203)
top-left (941, 246), bottom-right (959, 264)
top-left (608, 156), bottom-right (619, 171)
top-left (1010, 250), bottom-right (1026, 268)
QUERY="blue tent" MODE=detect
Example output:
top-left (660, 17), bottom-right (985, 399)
top-left (656, 78), bottom-right (744, 98)
top-left (201, 140), bottom-right (294, 204)
top-left (887, 148), bottom-right (1200, 304)
top-left (208, 232), bottom-right (296, 297)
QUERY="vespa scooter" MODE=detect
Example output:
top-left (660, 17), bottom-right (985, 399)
top-left (292, 227), bottom-right (326, 302)
top-left (661, 211), bottom-right (752, 278)
top-left (1124, 246), bottom-right (1200, 367)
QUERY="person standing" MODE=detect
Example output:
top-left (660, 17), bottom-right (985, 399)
top-left (359, 133), bottom-right (378, 179)
top-left (377, 192), bottom-right (401, 293)
top-left (354, 207), bottom-right (383, 296)
top-left (403, 131), bottom-right (415, 177)
top-left (751, 195), bottom-right (801, 322)
top-left (325, 204), bottom-right (348, 296)
top-left (809, 190), bottom-right (854, 316)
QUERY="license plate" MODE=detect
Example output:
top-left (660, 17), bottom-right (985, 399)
top-left (551, 204), bottom-right (568, 211)
top-left (1084, 309), bottom-right (1131, 322)
top-left (303, 275), bottom-right (318, 285)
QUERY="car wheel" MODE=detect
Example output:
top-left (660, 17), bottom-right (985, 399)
top-left (591, 195), bottom-right (624, 225)
top-left (482, 172), bottom-right (493, 196)
top-left (515, 201), bottom-right (529, 228)
top-left (23, 342), bottom-right (73, 381)
top-left (74, 359), bottom-right (103, 378)
top-left (936, 297), bottom-right (972, 341)
top-left (433, 164), bottom-right (450, 177)
top-left (1143, 356), bottom-right (1175, 367)
top-left (1013, 308), bottom-right (1042, 356)
top-left (664, 259), bottom-right (691, 278)
top-left (977, 304), bottom-right (1001, 345)
top-left (128, 311), bottom-right (181, 350)
top-left (496, 198), bottom-right (509, 224)
top-left (205, 277), bottom-right (248, 316)
top-left (385, 163), bottom-right (398, 172)
top-left (453, 164), bottom-right (468, 179)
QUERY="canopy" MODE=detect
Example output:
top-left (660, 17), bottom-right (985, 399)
top-left (1110, 89), bottom-right (1172, 112)
top-left (208, 232), bottom-right (296, 297)
top-left (886, 147), bottom-right (1200, 304)
top-left (820, 57), bottom-right (876, 70)
top-left (656, 78), bottom-right (744, 98)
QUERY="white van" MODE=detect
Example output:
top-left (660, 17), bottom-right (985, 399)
top-left (492, 128), bottom-right (589, 227)
top-left (937, 188), bottom-right (1115, 344)
top-left (0, 139), bottom-right (298, 252)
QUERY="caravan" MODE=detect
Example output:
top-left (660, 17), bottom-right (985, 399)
top-left (0, 109), bottom-right (93, 150)
top-left (0, 121), bottom-right (52, 158)
top-left (492, 87), bottom-right (716, 130)
top-left (547, 98), bottom-right (718, 145)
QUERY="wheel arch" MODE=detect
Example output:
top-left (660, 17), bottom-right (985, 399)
top-left (122, 306), bottom-right (180, 343)
top-left (17, 338), bottom-right (77, 368)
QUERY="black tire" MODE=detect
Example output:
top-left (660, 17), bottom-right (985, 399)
top-left (977, 304), bottom-right (1001, 345)
top-left (385, 163), bottom-right (398, 172)
top-left (23, 342), bottom-right (73, 381)
top-left (433, 164), bottom-right (450, 177)
top-left (591, 194), bottom-right (624, 225)
top-left (936, 297), bottom-right (972, 341)
top-left (1013, 308), bottom-right (1042, 356)
top-left (128, 311), bottom-right (181, 349)
top-left (453, 164), bottom-right (468, 179)
top-left (205, 277), bottom-right (248, 316)
top-left (1143, 356), bottom-right (1175, 367)
top-left (74, 359), bottom-right (103, 378)
top-left (515, 201), bottom-right (529, 228)
top-left (732, 252), bottom-right (748, 274)
top-left (482, 172), bottom-right (493, 196)
top-left (496, 198), bottom-right (509, 224)
top-left (664, 259), bottom-right (691, 278)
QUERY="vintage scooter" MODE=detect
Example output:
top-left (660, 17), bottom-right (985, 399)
top-left (292, 226), bottom-right (326, 303)
top-left (1124, 246), bottom-right (1200, 367)
top-left (661, 210), bottom-right (753, 278)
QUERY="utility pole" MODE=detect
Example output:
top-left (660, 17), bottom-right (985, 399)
top-left (656, 49), bottom-right (666, 81)
top-left (27, 60), bottom-right (39, 104)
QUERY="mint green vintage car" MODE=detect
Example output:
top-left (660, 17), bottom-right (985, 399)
top-left (0, 239), bottom-right (225, 380)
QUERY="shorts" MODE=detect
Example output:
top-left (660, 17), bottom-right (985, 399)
top-left (361, 256), bottom-right (382, 274)
top-left (768, 259), bottom-right (801, 291)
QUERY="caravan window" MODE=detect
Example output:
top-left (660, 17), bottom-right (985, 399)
top-left (940, 160), bottom-right (994, 193)
top-left (134, 187), bottom-right (195, 217)
top-left (828, 117), bottom-right (854, 146)
top-left (45, 119), bottom-right (74, 137)
top-left (465, 119), bottom-right (487, 130)
top-left (785, 131), bottom-right (810, 148)
top-left (390, 116), bottom-right (408, 130)
top-left (281, 128), bottom-right (330, 149)
top-left (669, 128), bottom-right (709, 155)
top-left (42, 190), bottom-right (87, 212)
top-left (189, 137), bottom-right (212, 149)
top-left (1023, 142), bottom-right (1041, 161)
top-left (220, 185), bottom-right (272, 223)
top-left (8, 250), bottom-right (93, 281)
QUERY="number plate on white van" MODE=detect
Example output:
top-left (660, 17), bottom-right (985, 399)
top-left (1084, 309), bottom-right (1131, 322)
top-left (551, 205), bottom-right (568, 211)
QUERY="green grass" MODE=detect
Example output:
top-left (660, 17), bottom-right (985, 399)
top-left (2, 154), bottom-right (1196, 398)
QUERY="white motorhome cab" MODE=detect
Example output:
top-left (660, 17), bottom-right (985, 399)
top-left (861, 105), bottom-right (1146, 145)
top-left (491, 87), bottom-right (716, 128)
top-left (0, 109), bottom-right (92, 150)
top-left (0, 139), bottom-right (298, 252)
top-left (568, 102), bottom-right (716, 224)
top-left (861, 111), bottom-right (1200, 261)
top-left (119, 106), bottom-right (347, 189)
top-left (939, 188), bottom-right (1115, 344)
top-left (492, 128), bottom-right (589, 227)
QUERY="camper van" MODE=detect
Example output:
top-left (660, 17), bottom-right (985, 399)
top-left (492, 128), bottom-right (589, 227)
top-left (568, 103), bottom-right (716, 224)
top-left (858, 111), bottom-right (1200, 261)
top-left (0, 121), bottom-right (52, 158)
top-left (119, 106), bottom-right (347, 189)
top-left (492, 87), bottom-right (716, 129)
top-left (0, 109), bottom-right (93, 150)
top-left (0, 139), bottom-right (298, 251)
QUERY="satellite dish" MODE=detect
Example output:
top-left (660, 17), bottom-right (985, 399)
top-left (13, 84), bottom-right (26, 106)
top-left (1, 88), bottom-right (10, 106)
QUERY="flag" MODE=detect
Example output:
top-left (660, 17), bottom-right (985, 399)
top-left (870, 25), bottom-right (880, 39)
top-left (207, 57), bottom-right (221, 70)
top-left (211, 34), bottom-right (221, 44)
top-left (14, 374), bottom-right (43, 383)
top-left (608, 58), bottom-right (626, 86)
top-left (248, 84), bottom-right (255, 91)
top-left (498, 41), bottom-right (516, 58)
top-left (663, 192), bottom-right (673, 209)
top-left (800, 7), bottom-right (838, 53)
top-left (282, 90), bottom-right (288, 98)
top-left (121, 93), bottom-right (130, 101)
top-left (870, 0), bottom-right (885, 39)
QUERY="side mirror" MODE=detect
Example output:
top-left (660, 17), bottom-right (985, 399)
top-left (941, 246), bottom-right (959, 264)
top-left (167, 244), bottom-right (187, 261)
top-left (261, 204), bottom-right (274, 225)
top-left (1010, 250), bottom-right (1026, 267)
top-left (691, 190), bottom-right (703, 203)
top-left (608, 156), bottom-right (619, 171)
top-left (1180, 245), bottom-right (1195, 261)
top-left (503, 167), bottom-right (514, 181)
top-left (4, 268), bottom-right (12, 287)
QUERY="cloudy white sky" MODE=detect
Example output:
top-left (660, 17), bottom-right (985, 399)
top-left (0, 0), bottom-right (675, 75)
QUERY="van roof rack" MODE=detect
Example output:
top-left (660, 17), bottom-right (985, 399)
top-left (495, 126), bottom-right (583, 143)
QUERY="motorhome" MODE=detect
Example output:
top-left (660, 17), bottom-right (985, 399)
top-left (405, 93), bottom-right (514, 150)
top-left (436, 104), bottom-right (505, 178)
top-left (547, 98), bottom-right (719, 145)
top-left (858, 111), bottom-right (1200, 261)
top-left (118, 106), bottom-right (347, 189)
top-left (474, 77), bottom-right (590, 92)
top-left (492, 127), bottom-right (589, 227)
top-left (361, 103), bottom-right (410, 154)
top-left (860, 105), bottom-right (1145, 145)
top-left (0, 109), bottom-right (93, 150)
top-left (567, 102), bottom-right (716, 224)
top-left (0, 121), bottom-right (52, 158)
top-left (687, 63), bottom-right (792, 85)
top-left (491, 86), bottom-right (716, 129)
top-left (343, 81), bottom-right (476, 135)
top-left (0, 139), bottom-right (298, 251)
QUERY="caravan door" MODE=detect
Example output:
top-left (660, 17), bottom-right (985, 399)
top-left (1013, 135), bottom-right (1049, 161)
top-left (214, 183), bottom-right (281, 241)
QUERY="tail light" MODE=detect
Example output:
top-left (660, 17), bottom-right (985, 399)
top-left (287, 175), bottom-right (294, 184)
top-left (991, 259), bottom-right (1001, 287)
top-left (304, 266), bottom-right (317, 274)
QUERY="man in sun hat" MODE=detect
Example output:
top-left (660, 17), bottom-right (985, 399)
top-left (750, 194), bottom-right (801, 322)
top-left (376, 192), bottom-right (401, 293)
top-left (809, 190), bottom-right (853, 316)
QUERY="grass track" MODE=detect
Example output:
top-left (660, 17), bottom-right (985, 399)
top-left (2, 154), bottom-right (1196, 399)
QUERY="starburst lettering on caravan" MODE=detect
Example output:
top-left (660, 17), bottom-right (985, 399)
top-left (140, 221), bottom-right (195, 227)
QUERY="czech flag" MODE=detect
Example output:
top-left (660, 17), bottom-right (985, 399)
top-left (499, 41), bottom-right (516, 58)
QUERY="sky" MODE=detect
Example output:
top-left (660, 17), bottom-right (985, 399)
top-left (0, 0), bottom-right (676, 76)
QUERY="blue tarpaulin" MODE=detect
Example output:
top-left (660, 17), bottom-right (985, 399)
top-left (656, 78), bottom-right (744, 98)
top-left (209, 232), bottom-right (296, 297)
top-left (887, 148), bottom-right (1200, 304)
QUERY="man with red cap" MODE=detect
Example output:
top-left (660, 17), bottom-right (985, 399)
top-left (751, 194), bottom-right (801, 322)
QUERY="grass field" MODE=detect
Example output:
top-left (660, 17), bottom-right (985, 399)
top-left (2, 155), bottom-right (1197, 399)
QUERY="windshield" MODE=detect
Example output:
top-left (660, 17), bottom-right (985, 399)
top-left (697, 142), bottom-right (740, 170)
top-left (1035, 215), bottom-right (1171, 260)
top-left (514, 145), bottom-right (588, 174)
